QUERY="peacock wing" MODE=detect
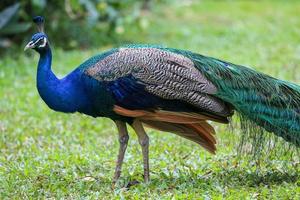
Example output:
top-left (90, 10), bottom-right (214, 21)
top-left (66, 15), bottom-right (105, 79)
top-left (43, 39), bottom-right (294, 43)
top-left (84, 47), bottom-right (232, 118)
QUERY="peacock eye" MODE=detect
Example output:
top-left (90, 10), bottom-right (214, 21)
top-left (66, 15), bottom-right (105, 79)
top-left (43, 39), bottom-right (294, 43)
top-left (36, 39), bottom-right (43, 45)
top-left (34, 38), bottom-right (47, 47)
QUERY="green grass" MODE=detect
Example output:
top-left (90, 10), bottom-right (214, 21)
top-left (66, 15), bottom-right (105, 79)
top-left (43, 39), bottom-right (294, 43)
top-left (0, 1), bottom-right (299, 199)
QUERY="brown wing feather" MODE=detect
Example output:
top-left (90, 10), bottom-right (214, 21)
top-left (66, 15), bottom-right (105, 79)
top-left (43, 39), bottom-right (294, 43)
top-left (142, 120), bottom-right (216, 154)
top-left (113, 105), bottom-right (217, 153)
top-left (186, 123), bottom-right (216, 144)
top-left (113, 105), bottom-right (226, 123)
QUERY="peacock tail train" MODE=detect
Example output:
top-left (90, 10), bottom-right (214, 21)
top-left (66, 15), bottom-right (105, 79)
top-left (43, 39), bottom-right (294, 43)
top-left (165, 48), bottom-right (300, 147)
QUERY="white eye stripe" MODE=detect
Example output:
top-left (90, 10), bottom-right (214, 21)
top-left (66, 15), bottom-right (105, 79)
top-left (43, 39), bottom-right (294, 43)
top-left (32, 38), bottom-right (43, 45)
top-left (39, 38), bottom-right (47, 47)
top-left (33, 37), bottom-right (47, 47)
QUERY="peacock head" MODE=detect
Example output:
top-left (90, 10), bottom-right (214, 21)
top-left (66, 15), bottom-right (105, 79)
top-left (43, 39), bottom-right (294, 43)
top-left (24, 16), bottom-right (49, 53)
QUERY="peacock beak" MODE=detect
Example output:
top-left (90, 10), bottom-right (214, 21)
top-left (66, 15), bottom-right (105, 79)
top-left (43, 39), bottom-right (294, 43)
top-left (24, 41), bottom-right (34, 51)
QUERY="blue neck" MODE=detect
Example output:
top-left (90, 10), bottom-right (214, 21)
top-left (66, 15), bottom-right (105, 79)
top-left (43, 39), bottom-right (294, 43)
top-left (37, 47), bottom-right (83, 113)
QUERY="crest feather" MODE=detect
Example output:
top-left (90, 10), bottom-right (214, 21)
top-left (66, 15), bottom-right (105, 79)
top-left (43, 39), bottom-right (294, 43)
top-left (33, 16), bottom-right (44, 33)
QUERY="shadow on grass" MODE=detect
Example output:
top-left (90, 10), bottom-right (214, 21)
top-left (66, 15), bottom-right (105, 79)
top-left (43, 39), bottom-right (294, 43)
top-left (211, 169), bottom-right (298, 187)
top-left (148, 168), bottom-right (299, 189)
top-left (39, 164), bottom-right (298, 193)
top-left (29, 168), bottom-right (297, 196)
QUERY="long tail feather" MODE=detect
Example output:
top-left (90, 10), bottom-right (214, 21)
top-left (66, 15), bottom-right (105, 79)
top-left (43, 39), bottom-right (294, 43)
top-left (171, 49), bottom-right (300, 147)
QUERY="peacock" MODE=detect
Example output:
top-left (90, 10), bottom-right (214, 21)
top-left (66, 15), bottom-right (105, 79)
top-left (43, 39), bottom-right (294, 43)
top-left (24, 16), bottom-right (300, 184)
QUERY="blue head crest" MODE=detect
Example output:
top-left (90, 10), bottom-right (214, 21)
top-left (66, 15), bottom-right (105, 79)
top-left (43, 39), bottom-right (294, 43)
top-left (33, 16), bottom-right (45, 33)
top-left (31, 32), bottom-right (47, 42)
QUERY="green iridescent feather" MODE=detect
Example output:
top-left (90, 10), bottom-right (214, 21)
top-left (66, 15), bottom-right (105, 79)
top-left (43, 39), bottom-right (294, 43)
top-left (165, 47), bottom-right (300, 148)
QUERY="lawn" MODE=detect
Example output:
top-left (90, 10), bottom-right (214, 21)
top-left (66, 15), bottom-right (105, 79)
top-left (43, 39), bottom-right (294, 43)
top-left (0, 1), bottom-right (299, 199)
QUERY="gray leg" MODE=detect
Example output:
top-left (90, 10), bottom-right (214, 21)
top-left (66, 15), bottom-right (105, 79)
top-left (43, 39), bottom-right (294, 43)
top-left (132, 119), bottom-right (150, 183)
top-left (113, 121), bottom-right (129, 184)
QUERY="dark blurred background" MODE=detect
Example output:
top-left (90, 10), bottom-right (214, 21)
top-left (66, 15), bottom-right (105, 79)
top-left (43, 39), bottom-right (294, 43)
top-left (0, 0), bottom-right (154, 52)
top-left (1, 0), bottom-right (299, 81)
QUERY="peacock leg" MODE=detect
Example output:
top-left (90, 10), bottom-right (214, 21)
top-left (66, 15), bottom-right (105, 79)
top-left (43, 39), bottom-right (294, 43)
top-left (113, 121), bottom-right (129, 184)
top-left (132, 119), bottom-right (150, 183)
